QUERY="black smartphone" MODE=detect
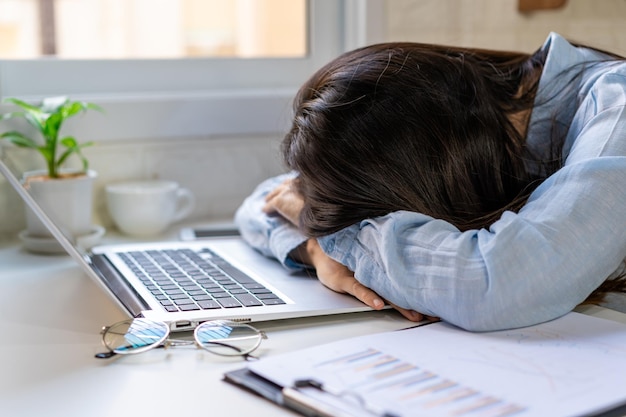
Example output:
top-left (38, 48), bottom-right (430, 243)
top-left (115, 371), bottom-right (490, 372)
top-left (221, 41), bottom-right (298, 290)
top-left (178, 225), bottom-right (240, 241)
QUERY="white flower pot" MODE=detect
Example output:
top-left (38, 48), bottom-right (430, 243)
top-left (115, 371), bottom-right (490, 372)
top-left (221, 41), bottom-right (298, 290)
top-left (22, 169), bottom-right (97, 239)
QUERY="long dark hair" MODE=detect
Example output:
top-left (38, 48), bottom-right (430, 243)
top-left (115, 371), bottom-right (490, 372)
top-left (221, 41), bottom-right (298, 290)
top-left (284, 42), bottom-right (545, 235)
top-left (282, 41), bottom-right (626, 304)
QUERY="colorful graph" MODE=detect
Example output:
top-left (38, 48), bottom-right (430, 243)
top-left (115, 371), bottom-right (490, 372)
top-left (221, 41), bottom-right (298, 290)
top-left (312, 347), bottom-right (526, 417)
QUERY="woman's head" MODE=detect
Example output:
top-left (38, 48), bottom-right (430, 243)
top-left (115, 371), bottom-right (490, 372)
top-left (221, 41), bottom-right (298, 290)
top-left (283, 42), bottom-right (545, 236)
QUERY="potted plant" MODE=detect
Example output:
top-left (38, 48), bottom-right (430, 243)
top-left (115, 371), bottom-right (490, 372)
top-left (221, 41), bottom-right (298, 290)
top-left (0, 96), bottom-right (104, 251)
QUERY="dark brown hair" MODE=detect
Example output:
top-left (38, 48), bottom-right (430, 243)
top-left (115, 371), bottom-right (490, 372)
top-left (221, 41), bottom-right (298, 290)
top-left (282, 41), bottom-right (626, 304)
top-left (284, 42), bottom-right (545, 235)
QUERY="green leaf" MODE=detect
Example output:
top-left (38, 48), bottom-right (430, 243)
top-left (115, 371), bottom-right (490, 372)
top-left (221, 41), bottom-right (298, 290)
top-left (77, 141), bottom-right (95, 149)
top-left (80, 153), bottom-right (90, 171)
top-left (62, 101), bottom-right (86, 118)
top-left (86, 103), bottom-right (104, 112)
top-left (3, 100), bottom-right (46, 132)
top-left (60, 135), bottom-right (77, 147)
top-left (56, 148), bottom-right (73, 168)
top-left (43, 112), bottom-right (62, 142)
top-left (3, 97), bottom-right (41, 113)
top-left (37, 145), bottom-right (54, 167)
top-left (0, 131), bottom-right (38, 148)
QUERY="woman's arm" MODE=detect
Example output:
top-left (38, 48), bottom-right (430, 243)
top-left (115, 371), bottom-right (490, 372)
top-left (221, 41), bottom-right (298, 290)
top-left (318, 157), bottom-right (626, 331)
top-left (234, 172), bottom-right (309, 271)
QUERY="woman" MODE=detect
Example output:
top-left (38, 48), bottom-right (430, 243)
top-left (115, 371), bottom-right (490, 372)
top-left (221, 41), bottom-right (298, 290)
top-left (235, 32), bottom-right (626, 331)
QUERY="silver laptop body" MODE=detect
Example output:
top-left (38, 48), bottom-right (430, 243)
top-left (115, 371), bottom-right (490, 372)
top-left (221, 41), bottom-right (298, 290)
top-left (0, 158), bottom-right (372, 331)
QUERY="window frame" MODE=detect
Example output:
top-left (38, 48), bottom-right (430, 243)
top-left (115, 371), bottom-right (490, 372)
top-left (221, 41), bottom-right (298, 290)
top-left (0, 0), bottom-right (385, 141)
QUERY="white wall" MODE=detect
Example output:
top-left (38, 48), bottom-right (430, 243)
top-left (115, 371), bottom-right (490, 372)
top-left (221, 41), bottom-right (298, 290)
top-left (0, 133), bottom-right (284, 239)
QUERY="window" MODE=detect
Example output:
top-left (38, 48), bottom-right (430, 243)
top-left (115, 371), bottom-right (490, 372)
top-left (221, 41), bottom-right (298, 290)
top-left (0, 0), bottom-right (385, 140)
top-left (0, 0), bottom-right (306, 59)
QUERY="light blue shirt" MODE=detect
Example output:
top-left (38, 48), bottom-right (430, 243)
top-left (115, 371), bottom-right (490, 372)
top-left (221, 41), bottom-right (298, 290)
top-left (235, 33), bottom-right (626, 331)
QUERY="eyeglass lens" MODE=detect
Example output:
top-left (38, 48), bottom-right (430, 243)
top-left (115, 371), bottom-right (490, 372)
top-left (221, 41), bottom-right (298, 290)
top-left (194, 321), bottom-right (262, 356)
top-left (103, 318), bottom-right (169, 354)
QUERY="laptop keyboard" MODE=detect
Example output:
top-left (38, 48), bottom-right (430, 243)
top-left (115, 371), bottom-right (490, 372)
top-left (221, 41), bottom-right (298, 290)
top-left (117, 248), bottom-right (285, 312)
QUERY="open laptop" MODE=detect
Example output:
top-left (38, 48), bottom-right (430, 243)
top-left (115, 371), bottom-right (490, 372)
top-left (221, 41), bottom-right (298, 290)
top-left (0, 158), bottom-right (373, 331)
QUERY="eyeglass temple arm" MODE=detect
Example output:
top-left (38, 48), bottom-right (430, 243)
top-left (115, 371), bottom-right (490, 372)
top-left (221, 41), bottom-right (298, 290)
top-left (94, 339), bottom-right (245, 359)
top-left (94, 343), bottom-right (170, 359)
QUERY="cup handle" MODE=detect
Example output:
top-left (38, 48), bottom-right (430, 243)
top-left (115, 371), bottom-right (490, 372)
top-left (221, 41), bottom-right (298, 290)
top-left (172, 188), bottom-right (195, 222)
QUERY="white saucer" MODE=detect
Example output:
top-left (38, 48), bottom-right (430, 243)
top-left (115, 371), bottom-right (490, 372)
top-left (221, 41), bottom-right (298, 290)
top-left (19, 225), bottom-right (106, 254)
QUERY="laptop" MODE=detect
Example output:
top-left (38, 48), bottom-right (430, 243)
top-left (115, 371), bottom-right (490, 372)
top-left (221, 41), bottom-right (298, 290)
top-left (0, 158), bottom-right (373, 331)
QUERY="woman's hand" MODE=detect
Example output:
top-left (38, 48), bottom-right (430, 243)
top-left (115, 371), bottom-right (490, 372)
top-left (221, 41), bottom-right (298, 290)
top-left (293, 239), bottom-right (426, 322)
top-left (294, 239), bottom-right (385, 310)
top-left (262, 179), bottom-right (303, 226)
top-left (388, 302), bottom-right (439, 323)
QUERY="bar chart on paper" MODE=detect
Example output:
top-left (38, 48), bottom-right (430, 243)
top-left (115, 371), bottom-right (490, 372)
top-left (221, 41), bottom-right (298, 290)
top-left (309, 346), bottom-right (525, 417)
top-left (249, 313), bottom-right (626, 417)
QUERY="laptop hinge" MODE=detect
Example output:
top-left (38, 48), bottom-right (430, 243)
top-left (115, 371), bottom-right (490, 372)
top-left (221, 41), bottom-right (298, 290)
top-left (90, 253), bottom-right (150, 317)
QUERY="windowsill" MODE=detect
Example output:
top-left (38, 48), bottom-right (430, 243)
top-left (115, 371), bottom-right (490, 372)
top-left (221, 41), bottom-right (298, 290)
top-left (44, 88), bottom-right (298, 142)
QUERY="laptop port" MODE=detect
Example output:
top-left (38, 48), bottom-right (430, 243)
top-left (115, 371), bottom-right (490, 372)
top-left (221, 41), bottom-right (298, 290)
top-left (175, 320), bottom-right (192, 329)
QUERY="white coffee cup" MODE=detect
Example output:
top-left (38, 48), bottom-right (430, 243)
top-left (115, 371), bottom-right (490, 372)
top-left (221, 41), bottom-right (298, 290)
top-left (105, 180), bottom-right (195, 236)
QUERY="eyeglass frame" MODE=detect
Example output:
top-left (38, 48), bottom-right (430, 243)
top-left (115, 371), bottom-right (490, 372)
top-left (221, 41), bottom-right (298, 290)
top-left (95, 318), bottom-right (267, 360)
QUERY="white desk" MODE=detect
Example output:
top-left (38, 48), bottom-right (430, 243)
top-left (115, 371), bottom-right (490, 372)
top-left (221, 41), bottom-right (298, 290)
top-left (1, 237), bottom-right (625, 417)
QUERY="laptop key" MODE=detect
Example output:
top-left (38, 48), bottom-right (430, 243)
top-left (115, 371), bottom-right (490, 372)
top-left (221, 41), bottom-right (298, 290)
top-left (200, 283), bottom-right (221, 290)
top-left (216, 297), bottom-right (243, 308)
top-left (242, 283), bottom-right (266, 290)
top-left (256, 293), bottom-right (282, 300)
top-left (261, 298), bottom-right (286, 305)
top-left (197, 300), bottom-right (221, 309)
top-left (167, 292), bottom-right (188, 299)
top-left (173, 298), bottom-right (196, 306)
top-left (172, 277), bottom-right (194, 285)
top-left (192, 294), bottom-right (213, 301)
top-left (206, 289), bottom-right (229, 296)
top-left (179, 304), bottom-right (200, 311)
top-left (152, 275), bottom-right (172, 282)
top-left (212, 292), bottom-right (231, 298)
top-left (234, 294), bottom-right (263, 307)
top-left (164, 305), bottom-right (180, 312)
top-left (249, 288), bottom-right (272, 294)
top-left (223, 283), bottom-right (242, 290)
top-left (180, 284), bottom-right (201, 291)
top-left (161, 284), bottom-right (179, 291)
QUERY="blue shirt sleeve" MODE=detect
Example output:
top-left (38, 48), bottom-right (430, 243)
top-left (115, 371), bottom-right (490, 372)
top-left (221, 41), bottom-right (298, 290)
top-left (319, 158), bottom-right (626, 331)
top-left (234, 172), bottom-right (309, 271)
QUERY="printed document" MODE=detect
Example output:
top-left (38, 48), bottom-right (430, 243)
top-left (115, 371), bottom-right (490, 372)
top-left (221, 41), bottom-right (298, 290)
top-left (248, 312), bottom-right (626, 417)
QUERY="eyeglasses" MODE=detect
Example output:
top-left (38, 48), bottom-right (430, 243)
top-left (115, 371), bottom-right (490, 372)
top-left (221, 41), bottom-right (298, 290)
top-left (95, 318), bottom-right (267, 360)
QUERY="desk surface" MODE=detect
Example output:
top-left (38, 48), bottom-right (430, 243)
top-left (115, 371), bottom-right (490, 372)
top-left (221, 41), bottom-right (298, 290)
top-left (1, 235), bottom-right (625, 417)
